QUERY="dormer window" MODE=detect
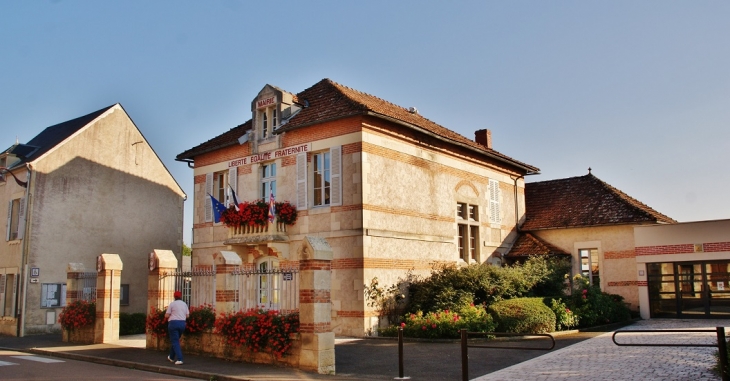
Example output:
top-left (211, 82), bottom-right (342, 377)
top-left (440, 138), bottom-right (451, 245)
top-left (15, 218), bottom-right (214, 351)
top-left (262, 112), bottom-right (269, 137)
top-left (256, 95), bottom-right (278, 140)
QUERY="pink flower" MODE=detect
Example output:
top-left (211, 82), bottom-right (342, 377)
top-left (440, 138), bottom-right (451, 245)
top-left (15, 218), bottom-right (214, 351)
top-left (582, 295), bottom-right (587, 299)
top-left (431, 324), bottom-right (436, 329)
top-left (582, 289), bottom-right (588, 294)
top-left (400, 322), bottom-right (406, 328)
top-left (421, 326), bottom-right (427, 330)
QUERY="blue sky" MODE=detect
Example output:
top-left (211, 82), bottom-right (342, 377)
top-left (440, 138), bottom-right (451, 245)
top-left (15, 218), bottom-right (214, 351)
top-left (2, 1), bottom-right (728, 245)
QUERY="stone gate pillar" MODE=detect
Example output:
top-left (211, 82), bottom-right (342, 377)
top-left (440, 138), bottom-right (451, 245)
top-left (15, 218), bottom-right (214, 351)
top-left (94, 254), bottom-right (123, 344)
top-left (65, 263), bottom-right (86, 306)
top-left (212, 251), bottom-right (242, 314)
top-left (146, 249), bottom-right (178, 349)
top-left (298, 236), bottom-right (335, 374)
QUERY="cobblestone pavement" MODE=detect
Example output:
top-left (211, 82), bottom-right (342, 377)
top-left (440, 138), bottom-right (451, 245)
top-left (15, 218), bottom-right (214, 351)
top-left (474, 319), bottom-right (730, 381)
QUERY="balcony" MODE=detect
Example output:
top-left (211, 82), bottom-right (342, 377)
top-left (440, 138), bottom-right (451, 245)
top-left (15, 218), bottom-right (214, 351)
top-left (224, 221), bottom-right (289, 245)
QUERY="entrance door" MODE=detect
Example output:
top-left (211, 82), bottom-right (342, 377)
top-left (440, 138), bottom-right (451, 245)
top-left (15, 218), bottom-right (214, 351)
top-left (256, 257), bottom-right (281, 310)
top-left (649, 260), bottom-right (730, 318)
top-left (678, 264), bottom-right (705, 316)
top-left (706, 263), bottom-right (730, 316)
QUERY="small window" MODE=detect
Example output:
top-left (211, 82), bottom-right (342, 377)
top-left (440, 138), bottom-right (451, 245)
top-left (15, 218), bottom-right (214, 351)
top-left (261, 163), bottom-right (277, 199)
top-left (213, 171), bottom-right (229, 206)
top-left (41, 283), bottom-right (66, 308)
top-left (120, 284), bottom-right (130, 306)
top-left (313, 152), bottom-right (331, 206)
top-left (580, 249), bottom-right (600, 287)
top-left (456, 203), bottom-right (479, 261)
top-left (262, 112), bottom-right (269, 137)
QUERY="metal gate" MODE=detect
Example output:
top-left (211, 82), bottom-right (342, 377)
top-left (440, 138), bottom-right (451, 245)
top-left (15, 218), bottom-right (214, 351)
top-left (232, 265), bottom-right (299, 313)
top-left (159, 268), bottom-right (216, 308)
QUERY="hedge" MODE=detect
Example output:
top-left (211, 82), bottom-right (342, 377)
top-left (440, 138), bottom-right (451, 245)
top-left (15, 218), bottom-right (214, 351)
top-left (488, 297), bottom-right (556, 334)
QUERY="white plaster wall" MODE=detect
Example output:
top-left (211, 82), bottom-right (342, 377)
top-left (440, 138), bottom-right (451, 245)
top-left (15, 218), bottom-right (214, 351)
top-left (22, 106), bottom-right (185, 332)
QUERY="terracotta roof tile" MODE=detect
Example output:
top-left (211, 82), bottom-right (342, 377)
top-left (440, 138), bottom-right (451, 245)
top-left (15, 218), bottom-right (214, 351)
top-left (176, 120), bottom-right (252, 161)
top-left (522, 173), bottom-right (676, 231)
top-left (176, 79), bottom-right (538, 173)
top-left (505, 233), bottom-right (570, 258)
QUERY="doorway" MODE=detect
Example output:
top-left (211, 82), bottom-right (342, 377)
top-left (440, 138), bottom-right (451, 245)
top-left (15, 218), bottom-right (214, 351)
top-left (648, 261), bottom-right (730, 318)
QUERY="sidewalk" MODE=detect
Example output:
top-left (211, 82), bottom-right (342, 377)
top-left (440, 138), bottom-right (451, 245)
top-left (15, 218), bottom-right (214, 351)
top-left (1, 319), bottom-right (725, 380)
top-left (474, 319), bottom-right (730, 381)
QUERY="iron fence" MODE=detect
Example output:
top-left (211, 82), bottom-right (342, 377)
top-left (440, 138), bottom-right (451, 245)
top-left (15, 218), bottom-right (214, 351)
top-left (76, 272), bottom-right (97, 302)
top-left (232, 266), bottom-right (299, 313)
top-left (159, 268), bottom-right (216, 308)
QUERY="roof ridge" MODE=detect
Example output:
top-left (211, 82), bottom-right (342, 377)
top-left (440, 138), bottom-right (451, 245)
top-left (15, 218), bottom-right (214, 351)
top-left (590, 173), bottom-right (676, 223)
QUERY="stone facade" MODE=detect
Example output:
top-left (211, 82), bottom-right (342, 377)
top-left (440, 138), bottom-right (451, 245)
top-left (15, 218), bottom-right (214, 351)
top-left (180, 80), bottom-right (537, 337)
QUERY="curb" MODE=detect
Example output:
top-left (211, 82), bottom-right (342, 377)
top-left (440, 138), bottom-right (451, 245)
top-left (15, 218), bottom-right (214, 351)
top-left (4, 346), bottom-right (248, 381)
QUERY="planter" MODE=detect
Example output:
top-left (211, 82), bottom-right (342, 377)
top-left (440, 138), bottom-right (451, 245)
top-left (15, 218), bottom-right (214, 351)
top-left (62, 326), bottom-right (95, 344)
top-left (146, 330), bottom-right (300, 367)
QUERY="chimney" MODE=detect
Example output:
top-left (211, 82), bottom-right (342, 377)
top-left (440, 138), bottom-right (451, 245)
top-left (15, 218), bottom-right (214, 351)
top-left (475, 129), bottom-right (492, 149)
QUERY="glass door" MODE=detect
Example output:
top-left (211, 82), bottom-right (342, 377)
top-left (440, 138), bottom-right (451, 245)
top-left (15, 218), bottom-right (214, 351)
top-left (678, 263), bottom-right (706, 316)
top-left (706, 262), bottom-right (730, 316)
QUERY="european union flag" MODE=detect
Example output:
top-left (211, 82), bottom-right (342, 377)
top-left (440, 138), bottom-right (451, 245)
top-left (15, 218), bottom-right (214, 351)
top-left (208, 193), bottom-right (227, 223)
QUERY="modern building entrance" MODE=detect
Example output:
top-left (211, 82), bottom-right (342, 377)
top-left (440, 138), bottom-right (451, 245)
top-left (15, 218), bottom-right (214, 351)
top-left (648, 260), bottom-right (730, 318)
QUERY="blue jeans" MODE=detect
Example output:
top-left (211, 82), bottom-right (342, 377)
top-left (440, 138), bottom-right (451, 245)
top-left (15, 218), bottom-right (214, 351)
top-left (168, 320), bottom-right (186, 362)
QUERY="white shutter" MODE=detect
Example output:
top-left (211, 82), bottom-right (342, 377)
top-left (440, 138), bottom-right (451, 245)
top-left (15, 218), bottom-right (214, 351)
top-left (6, 201), bottom-right (11, 241)
top-left (16, 197), bottom-right (25, 240)
top-left (296, 153), bottom-right (307, 210)
top-left (204, 173), bottom-right (213, 222)
top-left (489, 179), bottom-right (501, 224)
top-left (329, 146), bottom-right (342, 206)
top-left (228, 167), bottom-right (237, 205)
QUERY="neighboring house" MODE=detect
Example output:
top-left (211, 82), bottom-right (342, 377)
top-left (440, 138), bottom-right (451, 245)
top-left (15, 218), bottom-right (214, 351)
top-left (176, 78), bottom-right (539, 336)
top-left (508, 171), bottom-right (676, 310)
top-left (635, 219), bottom-right (730, 319)
top-left (0, 104), bottom-right (186, 336)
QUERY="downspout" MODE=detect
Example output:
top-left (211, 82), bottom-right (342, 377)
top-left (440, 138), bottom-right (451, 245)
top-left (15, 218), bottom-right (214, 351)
top-left (18, 164), bottom-right (33, 337)
top-left (511, 175), bottom-right (525, 233)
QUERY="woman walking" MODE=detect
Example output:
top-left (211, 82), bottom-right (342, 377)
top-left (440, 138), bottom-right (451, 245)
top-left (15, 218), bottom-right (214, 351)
top-left (165, 290), bottom-right (189, 365)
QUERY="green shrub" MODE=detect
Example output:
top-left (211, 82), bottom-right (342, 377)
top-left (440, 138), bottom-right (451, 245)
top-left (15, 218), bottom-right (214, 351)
top-left (406, 257), bottom-right (554, 315)
top-left (119, 312), bottom-right (146, 335)
top-left (380, 304), bottom-right (495, 339)
top-left (545, 298), bottom-right (578, 331)
top-left (489, 297), bottom-right (556, 334)
top-left (567, 275), bottom-right (631, 328)
top-left (530, 257), bottom-right (572, 297)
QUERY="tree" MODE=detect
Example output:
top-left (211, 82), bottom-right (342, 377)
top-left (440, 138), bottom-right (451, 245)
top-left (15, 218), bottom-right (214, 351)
top-left (182, 243), bottom-right (192, 257)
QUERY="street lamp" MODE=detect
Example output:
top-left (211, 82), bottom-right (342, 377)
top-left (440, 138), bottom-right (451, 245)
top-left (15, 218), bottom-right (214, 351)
top-left (0, 166), bottom-right (27, 188)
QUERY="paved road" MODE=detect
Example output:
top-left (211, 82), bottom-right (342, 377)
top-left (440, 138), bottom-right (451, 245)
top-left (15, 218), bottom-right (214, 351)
top-left (0, 348), bottom-right (194, 380)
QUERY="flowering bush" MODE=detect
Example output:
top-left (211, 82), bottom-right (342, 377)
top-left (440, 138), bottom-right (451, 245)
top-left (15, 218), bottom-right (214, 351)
top-left (381, 304), bottom-right (495, 339)
top-left (59, 300), bottom-right (96, 330)
top-left (187, 304), bottom-right (216, 334)
top-left (214, 308), bottom-right (300, 358)
top-left (548, 298), bottom-right (578, 331)
top-left (146, 306), bottom-right (168, 338)
top-left (275, 201), bottom-right (298, 225)
top-left (567, 274), bottom-right (631, 328)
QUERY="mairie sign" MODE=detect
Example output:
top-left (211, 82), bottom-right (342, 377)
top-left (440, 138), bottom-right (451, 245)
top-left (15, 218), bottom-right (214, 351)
top-left (228, 143), bottom-right (311, 167)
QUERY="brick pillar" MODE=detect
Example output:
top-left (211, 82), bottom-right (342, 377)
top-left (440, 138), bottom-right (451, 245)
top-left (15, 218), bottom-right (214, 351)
top-left (298, 236), bottom-right (335, 374)
top-left (212, 251), bottom-right (242, 314)
top-left (94, 254), bottom-right (123, 344)
top-left (65, 263), bottom-right (86, 306)
top-left (146, 249), bottom-right (178, 349)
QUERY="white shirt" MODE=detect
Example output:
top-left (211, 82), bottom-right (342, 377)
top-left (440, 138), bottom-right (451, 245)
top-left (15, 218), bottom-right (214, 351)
top-left (166, 300), bottom-right (189, 321)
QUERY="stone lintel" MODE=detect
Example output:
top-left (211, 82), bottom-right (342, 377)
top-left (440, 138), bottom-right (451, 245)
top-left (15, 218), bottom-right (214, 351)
top-left (153, 249), bottom-right (178, 269)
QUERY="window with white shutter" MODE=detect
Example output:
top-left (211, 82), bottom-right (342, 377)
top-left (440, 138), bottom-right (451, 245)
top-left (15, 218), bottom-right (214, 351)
top-left (228, 167), bottom-right (237, 202)
top-left (488, 179), bottom-right (501, 224)
top-left (329, 146), bottom-right (342, 206)
top-left (296, 153), bottom-right (307, 210)
top-left (204, 173), bottom-right (213, 222)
